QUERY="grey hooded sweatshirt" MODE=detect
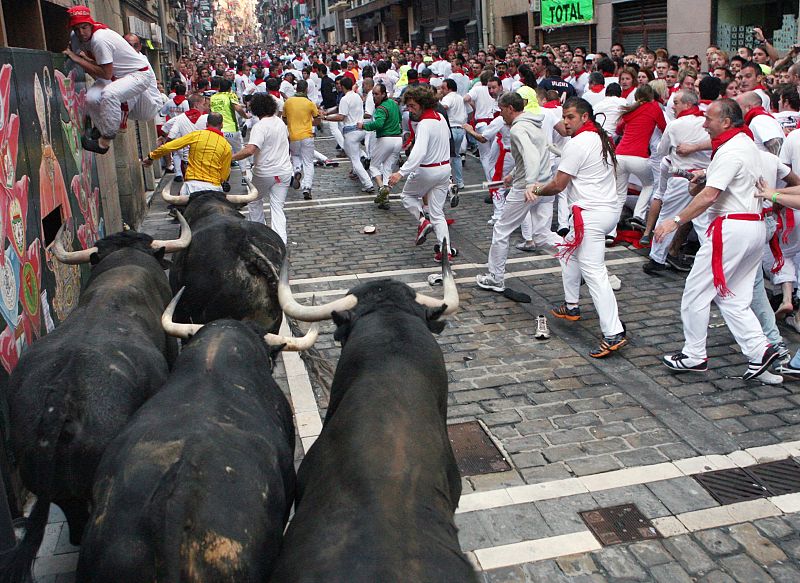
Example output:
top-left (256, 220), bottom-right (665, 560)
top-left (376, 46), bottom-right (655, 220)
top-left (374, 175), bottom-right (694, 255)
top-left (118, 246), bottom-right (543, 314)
top-left (509, 113), bottom-right (552, 192)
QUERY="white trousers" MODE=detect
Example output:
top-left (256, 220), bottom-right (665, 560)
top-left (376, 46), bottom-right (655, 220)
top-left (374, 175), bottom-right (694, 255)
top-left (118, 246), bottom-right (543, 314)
top-left (488, 144), bottom-right (514, 220)
top-left (86, 69), bottom-right (160, 138)
top-left (323, 120), bottom-right (344, 149)
top-left (181, 180), bottom-right (221, 195)
top-left (402, 166), bottom-right (452, 253)
top-left (615, 155), bottom-right (654, 222)
top-left (343, 129), bottom-right (372, 188)
top-left (681, 219), bottom-right (769, 361)
top-left (762, 209), bottom-right (799, 286)
top-left (650, 177), bottom-right (692, 264)
top-left (290, 138), bottom-right (315, 190)
top-left (489, 190), bottom-right (558, 279)
top-left (250, 173), bottom-right (292, 243)
top-left (560, 209), bottom-right (624, 337)
top-left (172, 152), bottom-right (184, 178)
top-left (369, 136), bottom-right (402, 183)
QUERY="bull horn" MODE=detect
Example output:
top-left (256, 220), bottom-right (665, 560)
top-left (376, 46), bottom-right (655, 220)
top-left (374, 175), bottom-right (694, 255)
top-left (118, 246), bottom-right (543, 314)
top-left (278, 257), bottom-right (358, 321)
top-left (161, 287), bottom-right (203, 339)
top-left (415, 239), bottom-right (459, 315)
top-left (225, 179), bottom-right (260, 204)
top-left (265, 321), bottom-right (319, 351)
top-left (151, 211), bottom-right (192, 252)
top-left (162, 189), bottom-right (190, 205)
top-left (51, 224), bottom-right (98, 265)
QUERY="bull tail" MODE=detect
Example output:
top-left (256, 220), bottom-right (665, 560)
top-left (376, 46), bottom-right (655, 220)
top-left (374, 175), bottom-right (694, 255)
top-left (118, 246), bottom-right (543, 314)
top-left (0, 377), bottom-right (72, 583)
top-left (0, 496), bottom-right (50, 583)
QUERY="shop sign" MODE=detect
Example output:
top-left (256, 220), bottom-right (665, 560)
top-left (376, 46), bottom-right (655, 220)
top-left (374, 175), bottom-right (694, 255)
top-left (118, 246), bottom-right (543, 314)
top-left (541, 0), bottom-right (593, 27)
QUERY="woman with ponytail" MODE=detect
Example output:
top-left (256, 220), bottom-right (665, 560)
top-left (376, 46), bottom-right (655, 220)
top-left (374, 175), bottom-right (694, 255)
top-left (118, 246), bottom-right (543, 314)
top-left (528, 97), bottom-right (627, 358)
top-left (614, 84), bottom-right (667, 233)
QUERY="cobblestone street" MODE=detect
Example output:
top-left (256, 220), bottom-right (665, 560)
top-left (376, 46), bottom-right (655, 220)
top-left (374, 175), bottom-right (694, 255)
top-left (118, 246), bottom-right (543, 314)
top-left (33, 134), bottom-right (800, 582)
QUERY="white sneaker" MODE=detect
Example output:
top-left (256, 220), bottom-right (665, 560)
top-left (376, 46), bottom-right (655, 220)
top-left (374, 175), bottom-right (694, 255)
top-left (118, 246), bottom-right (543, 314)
top-left (487, 218), bottom-right (497, 226)
top-left (476, 273), bottom-right (505, 292)
top-left (534, 315), bottom-right (550, 340)
top-left (609, 274), bottom-right (622, 291)
top-left (515, 241), bottom-right (536, 252)
top-left (754, 370), bottom-right (784, 385)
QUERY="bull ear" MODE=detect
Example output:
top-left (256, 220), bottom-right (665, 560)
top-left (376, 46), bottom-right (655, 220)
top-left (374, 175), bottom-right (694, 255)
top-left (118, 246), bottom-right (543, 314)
top-left (426, 306), bottom-right (447, 334)
top-left (331, 310), bottom-right (353, 342)
top-left (89, 251), bottom-right (101, 265)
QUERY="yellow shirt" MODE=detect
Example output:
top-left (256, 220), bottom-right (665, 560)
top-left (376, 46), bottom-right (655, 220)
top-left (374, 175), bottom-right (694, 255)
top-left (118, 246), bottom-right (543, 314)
top-left (150, 129), bottom-right (232, 185)
top-left (283, 96), bottom-right (319, 142)
top-left (515, 85), bottom-right (542, 114)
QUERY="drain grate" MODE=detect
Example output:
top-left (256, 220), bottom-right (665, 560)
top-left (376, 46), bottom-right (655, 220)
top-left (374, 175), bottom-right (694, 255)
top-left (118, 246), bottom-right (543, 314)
top-left (580, 504), bottom-right (660, 546)
top-left (694, 458), bottom-right (800, 504)
top-left (447, 421), bottom-right (511, 476)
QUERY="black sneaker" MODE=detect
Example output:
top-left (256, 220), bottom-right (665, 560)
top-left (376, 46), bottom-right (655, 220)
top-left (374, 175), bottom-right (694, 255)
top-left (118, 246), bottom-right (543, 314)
top-left (484, 195), bottom-right (492, 204)
top-left (628, 216), bottom-right (646, 230)
top-left (303, 190), bottom-right (312, 200)
top-left (551, 304), bottom-right (581, 321)
top-left (743, 345), bottom-right (780, 380)
top-left (291, 171), bottom-right (302, 190)
top-left (667, 254), bottom-right (692, 272)
top-left (557, 227), bottom-right (569, 237)
top-left (663, 352), bottom-right (708, 372)
top-left (642, 259), bottom-right (667, 275)
top-left (605, 235), bottom-right (616, 247)
top-left (174, 176), bottom-right (184, 183)
top-left (590, 332), bottom-right (628, 358)
top-left (81, 135), bottom-right (109, 154)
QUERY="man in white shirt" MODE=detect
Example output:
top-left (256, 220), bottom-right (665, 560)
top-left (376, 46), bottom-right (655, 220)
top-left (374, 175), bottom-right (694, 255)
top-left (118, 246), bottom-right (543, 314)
top-left (565, 55), bottom-right (589, 95)
top-left (655, 99), bottom-right (778, 380)
top-left (64, 5), bottom-right (161, 154)
top-left (440, 79), bottom-right (467, 190)
top-left (388, 85), bottom-right (455, 260)
top-left (322, 76), bottom-right (373, 192)
top-left (464, 72), bottom-right (501, 183)
top-left (737, 91), bottom-right (784, 155)
top-left (738, 62), bottom-right (771, 109)
top-left (593, 83), bottom-right (627, 140)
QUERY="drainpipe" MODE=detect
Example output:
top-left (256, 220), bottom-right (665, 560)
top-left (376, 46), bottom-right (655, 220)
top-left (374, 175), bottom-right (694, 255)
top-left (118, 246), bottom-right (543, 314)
top-left (480, 0), bottom-right (489, 49)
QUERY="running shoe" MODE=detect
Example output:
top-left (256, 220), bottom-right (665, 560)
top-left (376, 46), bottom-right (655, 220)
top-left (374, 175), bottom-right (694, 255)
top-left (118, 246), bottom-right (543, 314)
top-left (639, 233), bottom-right (651, 246)
top-left (666, 254), bottom-right (692, 272)
top-left (303, 190), bottom-right (312, 200)
top-left (515, 241), bottom-right (536, 252)
top-left (434, 246), bottom-right (458, 263)
top-left (375, 185), bottom-right (390, 207)
top-left (476, 273), bottom-right (505, 292)
top-left (609, 274), bottom-right (622, 291)
top-left (590, 332), bottom-right (628, 358)
top-left (551, 304), bottom-right (581, 321)
top-left (743, 345), bottom-right (780, 380)
top-left (415, 219), bottom-right (433, 246)
top-left (642, 259), bottom-right (667, 275)
top-left (534, 315), bottom-right (550, 340)
top-left (663, 352), bottom-right (708, 372)
top-left (628, 216), bottom-right (646, 230)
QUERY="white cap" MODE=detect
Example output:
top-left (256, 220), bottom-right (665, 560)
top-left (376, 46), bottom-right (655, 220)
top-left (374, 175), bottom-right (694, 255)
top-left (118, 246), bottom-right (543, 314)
top-left (586, 54), bottom-right (597, 61)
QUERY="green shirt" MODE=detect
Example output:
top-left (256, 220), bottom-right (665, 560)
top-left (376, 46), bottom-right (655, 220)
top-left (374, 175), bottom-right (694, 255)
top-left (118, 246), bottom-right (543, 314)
top-left (362, 98), bottom-right (402, 138)
top-left (209, 91), bottom-right (239, 133)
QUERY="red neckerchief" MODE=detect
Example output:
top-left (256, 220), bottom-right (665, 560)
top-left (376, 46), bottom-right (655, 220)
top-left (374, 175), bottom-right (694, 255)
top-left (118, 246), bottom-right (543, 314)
top-left (711, 126), bottom-right (754, 159)
top-left (621, 86), bottom-right (635, 98)
top-left (677, 106), bottom-right (703, 118)
top-left (754, 84), bottom-right (768, 92)
top-left (602, 72), bottom-right (615, 78)
top-left (571, 120), bottom-right (600, 138)
top-left (589, 84), bottom-right (605, 93)
top-left (407, 108), bottom-right (442, 145)
top-left (206, 127), bottom-right (224, 137)
top-left (173, 95), bottom-right (186, 106)
top-left (668, 86), bottom-right (679, 95)
top-left (542, 100), bottom-right (560, 109)
top-left (185, 109), bottom-right (202, 124)
top-left (744, 106), bottom-right (775, 125)
top-left (254, 78), bottom-right (265, 85)
top-left (699, 99), bottom-right (713, 106)
top-left (418, 78), bottom-right (430, 84)
top-left (269, 90), bottom-right (281, 98)
top-left (499, 74), bottom-right (509, 80)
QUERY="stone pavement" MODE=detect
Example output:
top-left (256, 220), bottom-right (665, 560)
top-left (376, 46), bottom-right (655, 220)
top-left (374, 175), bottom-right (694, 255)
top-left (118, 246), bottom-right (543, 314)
top-left (30, 133), bottom-right (800, 581)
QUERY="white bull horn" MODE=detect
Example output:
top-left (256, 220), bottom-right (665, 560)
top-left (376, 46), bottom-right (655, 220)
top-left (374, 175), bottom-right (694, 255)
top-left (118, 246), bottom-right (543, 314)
top-left (264, 321), bottom-right (319, 351)
top-left (51, 224), bottom-right (98, 265)
top-left (161, 287), bottom-right (203, 339)
top-left (162, 189), bottom-right (190, 205)
top-left (278, 257), bottom-right (358, 321)
top-left (151, 211), bottom-right (192, 252)
top-left (225, 179), bottom-right (260, 204)
top-left (415, 239), bottom-right (459, 315)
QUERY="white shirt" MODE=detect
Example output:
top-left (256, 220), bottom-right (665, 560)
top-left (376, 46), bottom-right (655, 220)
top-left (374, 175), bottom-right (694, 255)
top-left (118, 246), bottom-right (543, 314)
top-left (479, 116), bottom-right (511, 150)
top-left (582, 88), bottom-right (606, 107)
top-left (467, 84), bottom-right (497, 121)
top-left (774, 111), bottom-right (799, 135)
top-left (780, 129), bottom-right (800, 172)
top-left (373, 72), bottom-right (396, 97)
top-left (429, 59), bottom-right (452, 78)
top-left (160, 97), bottom-right (189, 120)
top-left (448, 72), bottom-right (470, 96)
top-left (558, 131), bottom-right (618, 211)
top-left (399, 113), bottom-right (451, 176)
top-left (567, 71), bottom-right (589, 95)
top-left (748, 113), bottom-right (784, 151)
top-left (655, 114), bottom-right (711, 171)
top-left (754, 88), bottom-right (771, 110)
top-left (441, 91), bottom-right (467, 126)
top-left (594, 96), bottom-right (627, 139)
top-left (338, 91), bottom-right (364, 126)
top-left (280, 80), bottom-right (296, 98)
top-left (705, 133), bottom-right (762, 215)
top-left (80, 28), bottom-right (149, 78)
top-left (248, 116), bottom-right (292, 177)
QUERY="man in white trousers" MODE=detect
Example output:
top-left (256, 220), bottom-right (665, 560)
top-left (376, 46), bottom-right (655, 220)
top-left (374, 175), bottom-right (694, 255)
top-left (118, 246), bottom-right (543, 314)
top-left (322, 76), bottom-right (374, 193)
top-left (64, 5), bottom-right (161, 154)
top-left (644, 91), bottom-right (711, 274)
top-left (283, 80), bottom-right (320, 200)
top-left (475, 92), bottom-right (558, 297)
top-left (654, 99), bottom-right (779, 380)
top-left (357, 82), bottom-right (403, 209)
top-left (388, 85), bottom-right (455, 260)
top-left (231, 94), bottom-right (293, 243)
top-left (530, 97), bottom-right (628, 359)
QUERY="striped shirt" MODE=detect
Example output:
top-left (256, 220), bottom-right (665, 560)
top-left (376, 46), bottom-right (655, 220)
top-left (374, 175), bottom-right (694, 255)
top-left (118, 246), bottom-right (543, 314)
top-left (150, 129), bottom-right (232, 185)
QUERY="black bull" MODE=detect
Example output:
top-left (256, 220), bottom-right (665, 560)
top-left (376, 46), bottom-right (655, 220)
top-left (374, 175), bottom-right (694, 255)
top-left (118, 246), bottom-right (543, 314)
top-left (168, 190), bottom-right (286, 334)
top-left (270, 259), bottom-right (479, 582)
top-left (1, 231), bottom-right (181, 583)
top-left (76, 318), bottom-right (297, 583)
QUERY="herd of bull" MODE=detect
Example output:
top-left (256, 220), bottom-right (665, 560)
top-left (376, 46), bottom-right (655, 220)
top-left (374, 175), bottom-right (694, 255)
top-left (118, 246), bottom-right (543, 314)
top-left (0, 189), bottom-right (479, 582)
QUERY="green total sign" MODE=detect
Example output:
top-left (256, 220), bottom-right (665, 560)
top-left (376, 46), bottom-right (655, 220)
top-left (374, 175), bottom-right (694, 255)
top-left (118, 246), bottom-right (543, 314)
top-left (541, 0), bottom-right (594, 27)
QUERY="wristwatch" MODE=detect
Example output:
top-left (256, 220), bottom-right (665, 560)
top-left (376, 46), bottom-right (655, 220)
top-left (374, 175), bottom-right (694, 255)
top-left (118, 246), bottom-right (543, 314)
top-left (673, 215), bottom-right (682, 225)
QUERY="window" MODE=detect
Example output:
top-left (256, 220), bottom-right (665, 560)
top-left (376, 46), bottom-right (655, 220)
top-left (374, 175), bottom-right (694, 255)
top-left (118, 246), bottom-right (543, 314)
top-left (613, 0), bottom-right (668, 51)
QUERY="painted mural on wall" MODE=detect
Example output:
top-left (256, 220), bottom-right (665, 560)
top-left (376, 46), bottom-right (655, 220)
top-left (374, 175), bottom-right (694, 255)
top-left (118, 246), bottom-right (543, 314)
top-left (0, 49), bottom-right (106, 374)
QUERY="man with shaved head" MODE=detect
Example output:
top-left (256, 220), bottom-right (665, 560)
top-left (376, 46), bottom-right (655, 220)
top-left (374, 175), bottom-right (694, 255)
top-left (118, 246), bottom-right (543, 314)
top-left (737, 91), bottom-right (783, 155)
